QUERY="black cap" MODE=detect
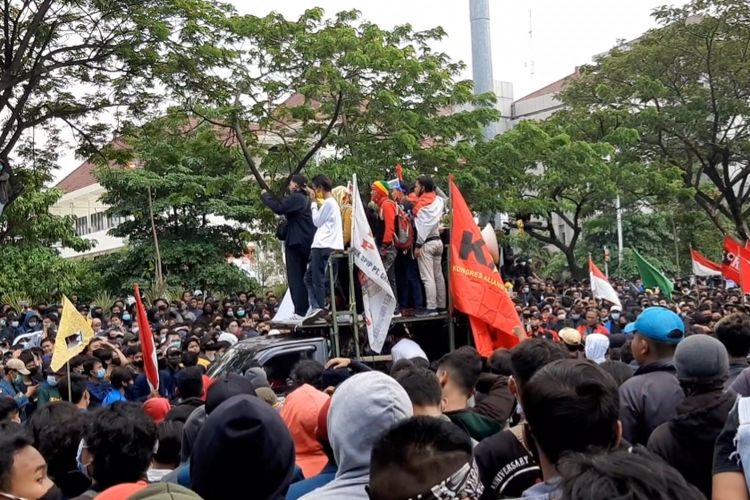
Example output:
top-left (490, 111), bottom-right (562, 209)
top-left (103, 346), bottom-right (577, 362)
top-left (205, 373), bottom-right (257, 414)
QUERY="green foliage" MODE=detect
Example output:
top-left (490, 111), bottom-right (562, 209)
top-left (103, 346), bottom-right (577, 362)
top-left (0, 0), bottom-right (236, 209)
top-left (94, 112), bottom-right (262, 296)
top-left (561, 0), bottom-right (750, 239)
top-left (182, 8), bottom-right (498, 191)
top-left (0, 141), bottom-right (95, 301)
top-left (475, 116), bottom-right (678, 277)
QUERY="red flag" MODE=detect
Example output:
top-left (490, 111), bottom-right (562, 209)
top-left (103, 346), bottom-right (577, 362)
top-left (134, 284), bottom-right (159, 393)
top-left (449, 177), bottom-right (522, 355)
top-left (723, 235), bottom-right (743, 283)
top-left (741, 246), bottom-right (750, 295)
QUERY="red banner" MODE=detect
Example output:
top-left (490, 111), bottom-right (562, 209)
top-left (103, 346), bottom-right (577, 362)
top-left (723, 235), bottom-right (743, 283)
top-left (134, 284), bottom-right (160, 393)
top-left (449, 178), bottom-right (521, 355)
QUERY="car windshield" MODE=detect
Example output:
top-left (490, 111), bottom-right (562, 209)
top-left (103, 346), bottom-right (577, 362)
top-left (207, 345), bottom-right (249, 377)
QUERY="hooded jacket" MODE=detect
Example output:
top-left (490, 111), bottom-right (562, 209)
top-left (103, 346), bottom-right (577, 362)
top-left (191, 395), bottom-right (296, 500)
top-left (281, 384), bottom-right (331, 478)
top-left (300, 372), bottom-right (413, 499)
top-left (618, 359), bottom-right (684, 445)
top-left (647, 389), bottom-right (736, 498)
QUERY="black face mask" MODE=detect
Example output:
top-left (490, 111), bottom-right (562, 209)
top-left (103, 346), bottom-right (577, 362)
top-left (134, 360), bottom-right (144, 369)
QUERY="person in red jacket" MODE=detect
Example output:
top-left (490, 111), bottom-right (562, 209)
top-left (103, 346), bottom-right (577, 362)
top-left (577, 309), bottom-right (610, 337)
top-left (371, 180), bottom-right (400, 316)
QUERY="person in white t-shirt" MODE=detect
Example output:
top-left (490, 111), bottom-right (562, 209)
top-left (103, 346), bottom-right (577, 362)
top-left (304, 175), bottom-right (344, 320)
top-left (391, 326), bottom-right (428, 363)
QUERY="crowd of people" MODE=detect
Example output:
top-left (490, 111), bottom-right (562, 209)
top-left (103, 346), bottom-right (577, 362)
top-left (261, 173), bottom-right (446, 323)
top-left (4, 173), bottom-right (750, 498)
top-left (1, 275), bottom-right (750, 499)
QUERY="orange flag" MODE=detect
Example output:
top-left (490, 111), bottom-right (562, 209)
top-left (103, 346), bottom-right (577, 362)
top-left (449, 177), bottom-right (522, 355)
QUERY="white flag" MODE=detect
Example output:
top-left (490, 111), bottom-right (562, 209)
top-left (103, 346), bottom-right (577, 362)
top-left (589, 257), bottom-right (622, 309)
top-left (350, 174), bottom-right (396, 353)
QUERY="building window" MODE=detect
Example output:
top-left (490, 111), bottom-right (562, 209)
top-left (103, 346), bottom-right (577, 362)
top-left (91, 212), bottom-right (106, 232)
top-left (75, 216), bottom-right (89, 236)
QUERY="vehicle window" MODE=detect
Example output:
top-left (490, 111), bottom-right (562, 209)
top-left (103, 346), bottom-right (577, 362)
top-left (207, 347), bottom-right (249, 378)
top-left (263, 349), bottom-right (317, 393)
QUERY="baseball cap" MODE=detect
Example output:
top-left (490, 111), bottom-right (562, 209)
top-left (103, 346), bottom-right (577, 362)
top-left (674, 334), bottom-right (729, 384)
top-left (558, 328), bottom-right (582, 346)
top-left (623, 307), bottom-right (685, 344)
top-left (5, 358), bottom-right (30, 375)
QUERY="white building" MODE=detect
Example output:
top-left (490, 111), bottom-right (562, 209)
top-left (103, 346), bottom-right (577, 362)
top-left (50, 156), bottom-right (127, 259)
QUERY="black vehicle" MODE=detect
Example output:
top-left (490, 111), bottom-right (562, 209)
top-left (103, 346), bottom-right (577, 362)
top-left (207, 334), bottom-right (330, 394)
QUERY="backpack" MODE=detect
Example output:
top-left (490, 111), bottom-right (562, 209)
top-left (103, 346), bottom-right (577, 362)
top-left (388, 200), bottom-right (415, 251)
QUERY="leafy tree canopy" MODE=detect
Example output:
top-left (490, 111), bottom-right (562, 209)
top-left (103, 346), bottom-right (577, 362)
top-left (561, 0), bottom-right (750, 239)
top-left (182, 8), bottom-right (498, 190)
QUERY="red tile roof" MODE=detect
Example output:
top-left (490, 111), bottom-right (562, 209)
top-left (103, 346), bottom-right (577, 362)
top-left (514, 68), bottom-right (580, 103)
top-left (55, 138), bottom-right (130, 194)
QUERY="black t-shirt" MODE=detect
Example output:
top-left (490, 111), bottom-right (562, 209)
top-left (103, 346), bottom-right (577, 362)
top-left (474, 429), bottom-right (541, 499)
top-left (714, 399), bottom-right (742, 474)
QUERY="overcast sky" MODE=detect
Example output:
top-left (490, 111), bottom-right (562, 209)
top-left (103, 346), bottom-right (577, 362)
top-left (54, 0), bottom-right (675, 183)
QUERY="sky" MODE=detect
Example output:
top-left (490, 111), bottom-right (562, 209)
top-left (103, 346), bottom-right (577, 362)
top-left (53, 0), bottom-right (674, 183)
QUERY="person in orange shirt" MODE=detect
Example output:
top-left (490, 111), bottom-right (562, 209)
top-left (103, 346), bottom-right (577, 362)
top-left (371, 181), bottom-right (399, 315)
top-left (281, 383), bottom-right (331, 478)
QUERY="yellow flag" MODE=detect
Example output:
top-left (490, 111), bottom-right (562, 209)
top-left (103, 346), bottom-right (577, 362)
top-left (50, 295), bottom-right (94, 372)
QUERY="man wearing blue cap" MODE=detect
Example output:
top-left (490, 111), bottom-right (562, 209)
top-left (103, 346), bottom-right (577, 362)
top-left (619, 307), bottom-right (686, 445)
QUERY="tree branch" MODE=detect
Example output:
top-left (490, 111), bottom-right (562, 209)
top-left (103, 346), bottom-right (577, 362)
top-left (288, 90), bottom-right (344, 179)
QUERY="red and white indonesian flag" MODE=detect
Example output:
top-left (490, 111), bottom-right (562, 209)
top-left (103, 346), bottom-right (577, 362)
top-left (350, 174), bottom-right (396, 353)
top-left (589, 257), bottom-right (622, 309)
top-left (691, 248), bottom-right (722, 277)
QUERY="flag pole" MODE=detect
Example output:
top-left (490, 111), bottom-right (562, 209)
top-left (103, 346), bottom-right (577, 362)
top-left (66, 360), bottom-right (72, 402)
top-left (447, 177), bottom-right (455, 352)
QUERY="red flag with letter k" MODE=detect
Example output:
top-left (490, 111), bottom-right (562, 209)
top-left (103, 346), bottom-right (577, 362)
top-left (449, 177), bottom-right (522, 355)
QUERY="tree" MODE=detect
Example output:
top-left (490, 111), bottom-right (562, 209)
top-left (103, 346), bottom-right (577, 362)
top-left (183, 8), bottom-right (498, 191)
top-left (94, 112), bottom-right (261, 296)
top-left (475, 114), bottom-right (679, 278)
top-left (0, 0), bottom-right (236, 213)
top-left (0, 136), bottom-right (93, 299)
top-left (561, 0), bottom-right (750, 239)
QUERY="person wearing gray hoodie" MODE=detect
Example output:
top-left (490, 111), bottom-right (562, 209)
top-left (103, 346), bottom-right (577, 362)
top-left (300, 371), bottom-right (413, 499)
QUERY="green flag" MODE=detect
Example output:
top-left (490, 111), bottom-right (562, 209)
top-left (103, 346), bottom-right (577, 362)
top-left (632, 249), bottom-right (674, 300)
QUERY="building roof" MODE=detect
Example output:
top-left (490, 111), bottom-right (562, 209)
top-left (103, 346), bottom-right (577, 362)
top-left (514, 68), bottom-right (580, 103)
top-left (55, 138), bottom-right (130, 194)
top-left (54, 118), bottom-right (249, 194)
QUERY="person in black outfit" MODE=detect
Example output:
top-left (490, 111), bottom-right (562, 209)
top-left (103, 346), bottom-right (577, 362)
top-left (261, 175), bottom-right (316, 318)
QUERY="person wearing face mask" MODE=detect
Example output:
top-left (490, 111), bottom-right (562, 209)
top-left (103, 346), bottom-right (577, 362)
top-left (23, 314), bottom-right (42, 335)
top-left (73, 403), bottom-right (158, 498)
top-left (604, 305), bottom-right (624, 334)
top-left (35, 367), bottom-right (61, 408)
top-left (0, 359), bottom-right (31, 412)
top-left (83, 357), bottom-right (110, 409)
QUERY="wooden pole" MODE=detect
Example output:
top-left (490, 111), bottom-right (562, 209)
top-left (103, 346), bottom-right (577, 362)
top-left (66, 360), bottom-right (72, 402)
top-left (147, 187), bottom-right (164, 287)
